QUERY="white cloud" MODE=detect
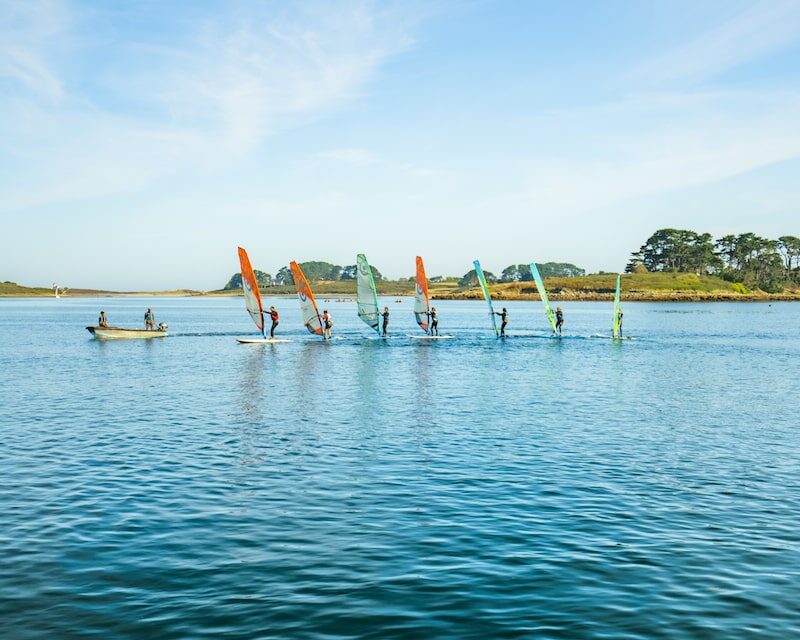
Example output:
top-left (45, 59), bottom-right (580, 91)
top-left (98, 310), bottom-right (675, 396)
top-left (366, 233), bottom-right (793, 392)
top-left (0, 1), bottom-right (421, 212)
top-left (631, 0), bottom-right (800, 85)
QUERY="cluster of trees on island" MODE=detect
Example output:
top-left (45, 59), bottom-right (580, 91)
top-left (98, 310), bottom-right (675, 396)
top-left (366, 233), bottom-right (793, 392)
top-left (223, 261), bottom-right (585, 290)
top-left (627, 228), bottom-right (800, 292)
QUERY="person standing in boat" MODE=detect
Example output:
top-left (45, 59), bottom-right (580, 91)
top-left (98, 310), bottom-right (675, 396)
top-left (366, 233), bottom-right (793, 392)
top-left (98, 311), bottom-right (109, 327)
top-left (380, 306), bottom-right (390, 336)
top-left (266, 306), bottom-right (279, 338)
top-left (554, 307), bottom-right (564, 336)
top-left (428, 307), bottom-right (439, 336)
top-left (494, 307), bottom-right (508, 337)
top-left (144, 308), bottom-right (155, 330)
top-left (322, 309), bottom-right (333, 339)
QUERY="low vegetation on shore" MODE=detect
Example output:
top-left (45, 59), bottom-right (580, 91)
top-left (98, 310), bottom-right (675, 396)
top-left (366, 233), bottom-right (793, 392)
top-left (4, 227), bottom-right (799, 301)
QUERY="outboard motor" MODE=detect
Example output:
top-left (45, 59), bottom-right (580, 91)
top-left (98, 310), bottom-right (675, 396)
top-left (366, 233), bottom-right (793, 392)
top-left (158, 322), bottom-right (168, 332)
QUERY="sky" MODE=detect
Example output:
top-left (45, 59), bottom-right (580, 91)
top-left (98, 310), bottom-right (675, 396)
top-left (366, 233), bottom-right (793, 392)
top-left (1, 0), bottom-right (799, 289)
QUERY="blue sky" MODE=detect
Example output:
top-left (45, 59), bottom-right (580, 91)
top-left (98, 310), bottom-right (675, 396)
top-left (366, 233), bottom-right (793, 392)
top-left (1, 0), bottom-right (799, 289)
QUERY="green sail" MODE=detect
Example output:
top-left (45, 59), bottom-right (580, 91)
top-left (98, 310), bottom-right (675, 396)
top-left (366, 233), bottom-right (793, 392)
top-left (473, 260), bottom-right (498, 336)
top-left (529, 262), bottom-right (556, 332)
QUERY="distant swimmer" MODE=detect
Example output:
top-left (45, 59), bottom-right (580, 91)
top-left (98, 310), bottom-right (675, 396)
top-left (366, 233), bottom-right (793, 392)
top-left (428, 307), bottom-right (439, 336)
top-left (322, 309), bottom-right (333, 339)
top-left (98, 311), bottom-right (109, 327)
top-left (267, 306), bottom-right (279, 338)
top-left (380, 306), bottom-right (390, 336)
top-left (144, 307), bottom-right (155, 330)
top-left (494, 307), bottom-right (508, 337)
top-left (555, 307), bottom-right (564, 336)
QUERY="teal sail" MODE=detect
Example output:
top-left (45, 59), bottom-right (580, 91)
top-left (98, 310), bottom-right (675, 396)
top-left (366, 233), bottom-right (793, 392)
top-left (356, 254), bottom-right (381, 333)
top-left (612, 273), bottom-right (622, 338)
top-left (473, 260), bottom-right (498, 336)
top-left (529, 262), bottom-right (557, 333)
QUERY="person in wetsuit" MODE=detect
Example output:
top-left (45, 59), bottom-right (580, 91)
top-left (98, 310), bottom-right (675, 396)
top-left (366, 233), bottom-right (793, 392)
top-left (428, 307), bottom-right (439, 336)
top-left (617, 308), bottom-right (623, 337)
top-left (267, 306), bottom-right (279, 338)
top-left (494, 307), bottom-right (508, 337)
top-left (322, 309), bottom-right (333, 339)
top-left (380, 306), bottom-right (389, 336)
top-left (98, 311), bottom-right (109, 327)
top-left (554, 307), bottom-right (564, 336)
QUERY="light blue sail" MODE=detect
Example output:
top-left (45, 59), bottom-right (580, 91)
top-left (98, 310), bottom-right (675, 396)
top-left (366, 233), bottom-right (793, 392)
top-left (473, 260), bottom-right (498, 336)
top-left (529, 262), bottom-right (557, 333)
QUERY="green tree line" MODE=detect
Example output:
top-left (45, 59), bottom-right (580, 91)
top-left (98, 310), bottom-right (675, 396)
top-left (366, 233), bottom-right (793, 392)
top-left (223, 261), bottom-right (385, 289)
top-left (627, 228), bottom-right (800, 293)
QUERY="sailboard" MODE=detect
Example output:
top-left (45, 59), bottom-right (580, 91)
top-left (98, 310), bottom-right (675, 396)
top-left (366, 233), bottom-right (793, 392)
top-left (414, 256), bottom-right (430, 333)
top-left (290, 261), bottom-right (323, 336)
top-left (529, 262), bottom-right (557, 333)
top-left (356, 254), bottom-right (380, 334)
top-left (473, 259), bottom-right (498, 336)
top-left (237, 337), bottom-right (291, 344)
top-left (409, 335), bottom-right (454, 340)
top-left (238, 246), bottom-right (266, 339)
top-left (612, 273), bottom-right (622, 339)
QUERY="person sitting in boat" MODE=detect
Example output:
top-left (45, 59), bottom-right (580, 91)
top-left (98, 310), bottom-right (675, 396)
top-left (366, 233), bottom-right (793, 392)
top-left (98, 311), bottom-right (109, 327)
top-left (322, 310), bottom-right (333, 339)
top-left (381, 306), bottom-right (390, 336)
top-left (144, 308), bottom-right (155, 330)
top-left (428, 307), bottom-right (439, 336)
top-left (555, 307), bottom-right (564, 336)
top-left (495, 307), bottom-right (508, 337)
top-left (267, 306), bottom-right (279, 338)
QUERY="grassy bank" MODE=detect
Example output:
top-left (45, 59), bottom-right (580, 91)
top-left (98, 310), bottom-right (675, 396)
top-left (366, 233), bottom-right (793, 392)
top-left (4, 274), bottom-right (800, 301)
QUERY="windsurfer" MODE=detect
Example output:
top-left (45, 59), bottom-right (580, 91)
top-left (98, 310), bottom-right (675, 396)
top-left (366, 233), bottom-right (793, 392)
top-left (617, 308), bottom-right (623, 337)
top-left (555, 307), bottom-right (564, 336)
top-left (494, 307), bottom-right (508, 337)
top-left (381, 307), bottom-right (389, 336)
top-left (428, 307), bottom-right (439, 336)
top-left (267, 306), bottom-right (279, 338)
top-left (322, 310), bottom-right (333, 339)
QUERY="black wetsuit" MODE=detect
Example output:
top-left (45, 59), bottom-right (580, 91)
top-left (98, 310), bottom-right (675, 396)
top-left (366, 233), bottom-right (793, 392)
top-left (617, 312), bottom-right (623, 336)
top-left (429, 310), bottom-right (438, 336)
top-left (555, 310), bottom-right (564, 335)
top-left (495, 310), bottom-right (508, 337)
top-left (381, 310), bottom-right (389, 336)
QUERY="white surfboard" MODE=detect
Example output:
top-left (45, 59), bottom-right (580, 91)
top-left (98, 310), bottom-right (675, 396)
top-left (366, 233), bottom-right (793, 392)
top-left (236, 338), bottom-right (292, 344)
top-left (590, 334), bottom-right (634, 341)
top-left (409, 334), bottom-right (455, 340)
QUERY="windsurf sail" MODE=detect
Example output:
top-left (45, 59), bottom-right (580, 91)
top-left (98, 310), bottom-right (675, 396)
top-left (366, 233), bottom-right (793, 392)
top-left (356, 254), bottom-right (380, 333)
top-left (414, 256), bottom-right (430, 333)
top-left (473, 259), bottom-right (498, 336)
top-left (289, 261), bottom-right (323, 335)
top-left (529, 262), bottom-right (557, 333)
top-left (238, 246), bottom-right (265, 337)
top-left (612, 273), bottom-right (622, 338)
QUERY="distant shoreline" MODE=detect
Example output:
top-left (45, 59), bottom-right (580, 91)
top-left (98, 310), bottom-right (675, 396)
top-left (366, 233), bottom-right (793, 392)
top-left (4, 273), bottom-right (800, 302)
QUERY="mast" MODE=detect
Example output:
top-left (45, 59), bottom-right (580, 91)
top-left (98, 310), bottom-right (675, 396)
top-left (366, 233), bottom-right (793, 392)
top-left (356, 254), bottom-right (380, 334)
top-left (414, 256), bottom-right (430, 333)
top-left (290, 261), bottom-right (323, 336)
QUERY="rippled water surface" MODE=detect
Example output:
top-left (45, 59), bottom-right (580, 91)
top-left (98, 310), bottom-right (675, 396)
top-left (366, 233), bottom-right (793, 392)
top-left (1, 297), bottom-right (799, 639)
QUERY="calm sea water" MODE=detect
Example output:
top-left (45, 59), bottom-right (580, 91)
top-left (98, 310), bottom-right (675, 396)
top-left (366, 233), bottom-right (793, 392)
top-left (1, 296), bottom-right (799, 639)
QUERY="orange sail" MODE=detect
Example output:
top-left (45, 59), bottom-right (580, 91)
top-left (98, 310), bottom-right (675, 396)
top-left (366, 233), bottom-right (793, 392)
top-left (414, 256), bottom-right (430, 332)
top-left (238, 247), bottom-right (264, 335)
top-left (290, 261), bottom-right (323, 335)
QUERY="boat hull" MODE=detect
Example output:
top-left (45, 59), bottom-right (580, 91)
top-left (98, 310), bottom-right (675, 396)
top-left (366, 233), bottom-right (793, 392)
top-left (87, 326), bottom-right (167, 339)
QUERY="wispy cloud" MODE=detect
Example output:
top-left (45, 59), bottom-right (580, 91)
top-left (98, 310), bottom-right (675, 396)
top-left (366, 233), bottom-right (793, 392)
top-left (0, 1), bottom-right (422, 211)
top-left (631, 0), bottom-right (800, 85)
